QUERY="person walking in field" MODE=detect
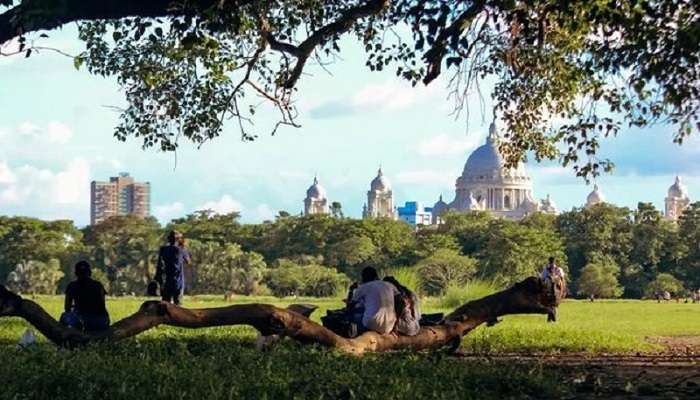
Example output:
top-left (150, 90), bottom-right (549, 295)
top-left (155, 230), bottom-right (187, 305)
top-left (60, 260), bottom-right (110, 332)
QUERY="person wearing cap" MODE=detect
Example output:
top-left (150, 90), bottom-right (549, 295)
top-left (60, 260), bottom-right (110, 332)
top-left (155, 230), bottom-right (187, 305)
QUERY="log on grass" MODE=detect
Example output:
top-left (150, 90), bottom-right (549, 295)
top-left (0, 277), bottom-right (563, 354)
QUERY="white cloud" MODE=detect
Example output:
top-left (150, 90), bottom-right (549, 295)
top-left (309, 79), bottom-right (442, 118)
top-left (196, 195), bottom-right (243, 215)
top-left (416, 133), bottom-right (483, 157)
top-left (0, 161), bottom-right (16, 184)
top-left (46, 121), bottom-right (73, 143)
top-left (395, 170), bottom-right (454, 186)
top-left (0, 158), bottom-right (92, 221)
top-left (154, 202), bottom-right (186, 223)
top-left (255, 203), bottom-right (276, 221)
top-left (17, 121), bottom-right (39, 135)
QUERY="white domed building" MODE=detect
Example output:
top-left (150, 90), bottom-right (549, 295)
top-left (363, 168), bottom-right (397, 219)
top-left (432, 120), bottom-right (556, 221)
top-left (585, 184), bottom-right (605, 208)
top-left (304, 176), bottom-right (328, 215)
top-left (665, 176), bottom-right (690, 221)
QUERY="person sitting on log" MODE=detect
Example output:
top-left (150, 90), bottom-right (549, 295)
top-left (347, 267), bottom-right (399, 335)
top-left (60, 260), bottom-right (110, 332)
top-left (383, 276), bottom-right (421, 336)
top-left (156, 230), bottom-right (187, 305)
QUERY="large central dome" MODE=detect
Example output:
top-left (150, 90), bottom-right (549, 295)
top-left (463, 134), bottom-right (503, 176)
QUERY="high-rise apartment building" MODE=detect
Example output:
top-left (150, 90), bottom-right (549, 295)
top-left (90, 173), bottom-right (151, 225)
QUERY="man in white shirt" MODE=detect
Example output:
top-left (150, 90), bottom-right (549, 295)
top-left (541, 257), bottom-right (565, 281)
top-left (350, 267), bottom-right (399, 334)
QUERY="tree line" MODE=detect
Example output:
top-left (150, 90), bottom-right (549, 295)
top-left (2, 201), bottom-right (699, 299)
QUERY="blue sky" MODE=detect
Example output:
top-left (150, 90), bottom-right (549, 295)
top-left (1, 26), bottom-right (698, 226)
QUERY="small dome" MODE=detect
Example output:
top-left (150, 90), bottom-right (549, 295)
top-left (668, 176), bottom-right (689, 199)
top-left (306, 176), bottom-right (327, 200)
top-left (370, 168), bottom-right (391, 192)
top-left (432, 195), bottom-right (449, 213)
top-left (586, 184), bottom-right (605, 206)
top-left (540, 194), bottom-right (558, 213)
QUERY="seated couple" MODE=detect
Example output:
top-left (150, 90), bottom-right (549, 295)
top-left (346, 267), bottom-right (421, 336)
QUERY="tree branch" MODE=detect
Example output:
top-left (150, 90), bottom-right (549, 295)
top-left (0, 277), bottom-right (562, 354)
top-left (0, 0), bottom-right (229, 45)
top-left (260, 0), bottom-right (391, 88)
top-left (423, 0), bottom-right (487, 85)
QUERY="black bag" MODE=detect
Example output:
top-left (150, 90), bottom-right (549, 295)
top-left (419, 313), bottom-right (444, 326)
top-left (321, 309), bottom-right (359, 338)
top-left (146, 281), bottom-right (160, 297)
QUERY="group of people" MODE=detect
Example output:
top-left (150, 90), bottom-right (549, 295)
top-left (58, 233), bottom-right (561, 335)
top-left (344, 267), bottom-right (421, 336)
top-left (59, 230), bottom-right (190, 332)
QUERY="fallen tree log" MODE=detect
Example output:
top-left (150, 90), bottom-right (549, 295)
top-left (0, 277), bottom-right (563, 354)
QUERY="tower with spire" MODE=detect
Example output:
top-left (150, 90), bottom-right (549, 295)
top-left (363, 168), bottom-right (396, 219)
top-left (303, 176), bottom-right (329, 215)
top-left (665, 175), bottom-right (690, 221)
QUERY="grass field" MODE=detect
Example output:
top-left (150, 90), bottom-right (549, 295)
top-left (2, 296), bottom-right (699, 399)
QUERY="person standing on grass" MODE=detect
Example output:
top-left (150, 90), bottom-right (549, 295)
top-left (156, 230), bottom-right (187, 305)
top-left (60, 260), bottom-right (110, 332)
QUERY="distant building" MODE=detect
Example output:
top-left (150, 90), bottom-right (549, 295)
top-left (90, 173), bottom-right (151, 225)
top-left (304, 176), bottom-right (329, 215)
top-left (665, 176), bottom-right (690, 221)
top-left (363, 168), bottom-right (397, 220)
top-left (397, 201), bottom-right (432, 227)
top-left (585, 184), bottom-right (606, 208)
top-left (431, 118), bottom-right (556, 221)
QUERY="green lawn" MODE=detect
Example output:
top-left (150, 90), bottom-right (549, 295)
top-left (2, 296), bottom-right (699, 399)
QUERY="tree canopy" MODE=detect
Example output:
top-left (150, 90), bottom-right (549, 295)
top-left (1, 0), bottom-right (698, 177)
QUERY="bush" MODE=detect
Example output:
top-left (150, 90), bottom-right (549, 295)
top-left (6, 259), bottom-right (64, 295)
top-left (644, 273), bottom-right (685, 298)
top-left (416, 249), bottom-right (477, 295)
top-left (384, 267), bottom-right (420, 294)
top-left (265, 261), bottom-right (349, 297)
top-left (438, 280), bottom-right (501, 309)
top-left (194, 243), bottom-right (267, 295)
top-left (576, 260), bottom-right (623, 298)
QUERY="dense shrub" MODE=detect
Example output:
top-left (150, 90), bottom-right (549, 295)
top-left (576, 259), bottom-right (623, 298)
top-left (265, 260), bottom-right (349, 297)
top-left (194, 243), bottom-right (267, 295)
top-left (6, 259), bottom-right (64, 295)
top-left (416, 249), bottom-right (477, 295)
top-left (644, 273), bottom-right (685, 298)
top-left (438, 280), bottom-right (500, 309)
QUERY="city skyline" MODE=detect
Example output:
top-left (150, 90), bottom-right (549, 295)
top-left (1, 27), bottom-right (700, 226)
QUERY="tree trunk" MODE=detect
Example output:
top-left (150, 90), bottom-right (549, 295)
top-left (0, 277), bottom-right (563, 354)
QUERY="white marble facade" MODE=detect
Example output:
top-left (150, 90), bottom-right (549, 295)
top-left (363, 168), bottom-right (397, 219)
top-left (432, 120), bottom-right (557, 222)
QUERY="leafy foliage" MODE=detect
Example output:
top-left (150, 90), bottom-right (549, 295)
top-left (644, 273), bottom-right (685, 298)
top-left (576, 256), bottom-right (623, 298)
top-left (4, 1), bottom-right (698, 176)
top-left (193, 242), bottom-right (267, 295)
top-left (416, 249), bottom-right (477, 295)
top-left (6, 259), bottom-right (64, 295)
top-left (265, 260), bottom-right (349, 297)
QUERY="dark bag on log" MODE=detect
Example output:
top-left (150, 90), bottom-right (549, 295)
top-left (419, 313), bottom-right (444, 326)
top-left (321, 309), bottom-right (358, 338)
top-left (146, 281), bottom-right (160, 297)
